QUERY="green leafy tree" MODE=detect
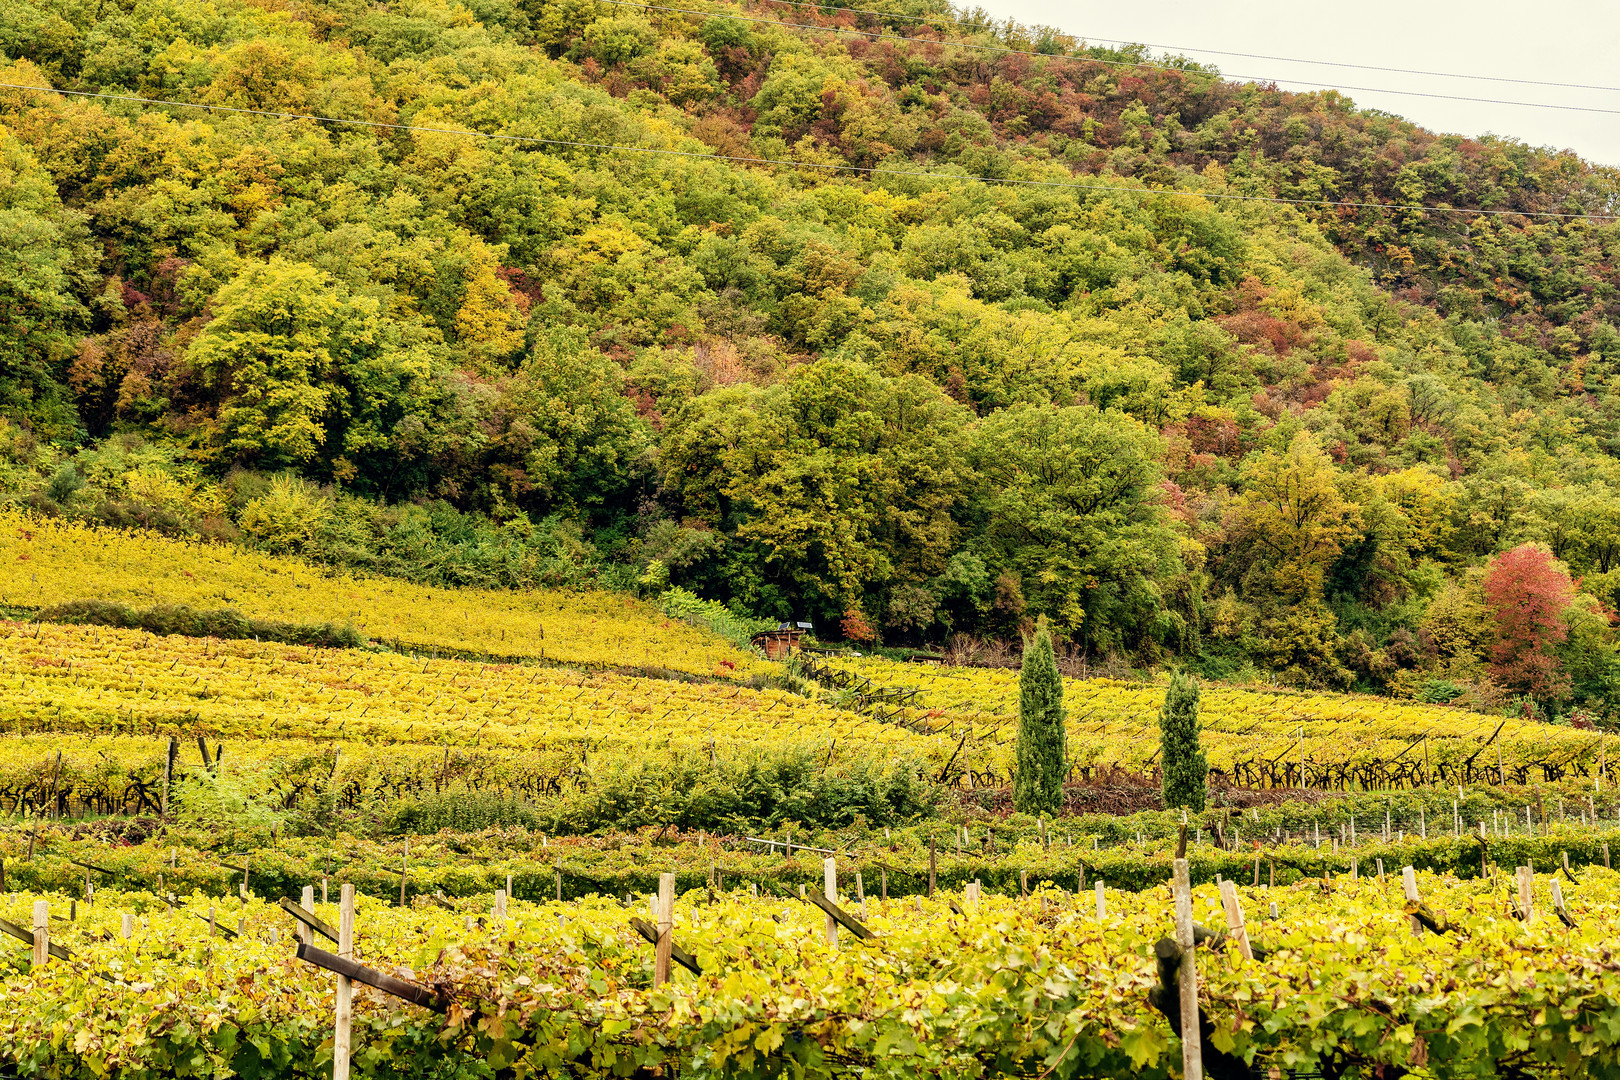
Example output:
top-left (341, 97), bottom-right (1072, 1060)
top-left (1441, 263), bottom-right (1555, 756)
top-left (188, 258), bottom-right (439, 479)
top-left (660, 359), bottom-right (971, 622)
top-left (972, 404), bottom-right (1184, 653)
top-left (1013, 620), bottom-right (1065, 816)
top-left (0, 123), bottom-right (91, 443)
top-left (1158, 668), bottom-right (1206, 811)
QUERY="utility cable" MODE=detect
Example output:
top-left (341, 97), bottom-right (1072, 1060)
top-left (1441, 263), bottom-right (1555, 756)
top-left (600, 0), bottom-right (1620, 116)
top-left (0, 81), bottom-right (1612, 220)
top-left (735, 0), bottom-right (1620, 93)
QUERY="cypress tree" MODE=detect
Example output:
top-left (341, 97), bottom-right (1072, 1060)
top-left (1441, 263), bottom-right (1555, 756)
top-left (1014, 620), bottom-right (1066, 815)
top-left (1159, 668), bottom-right (1207, 811)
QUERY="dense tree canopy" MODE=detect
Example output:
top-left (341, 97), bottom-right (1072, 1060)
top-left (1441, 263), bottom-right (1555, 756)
top-left (2, 0), bottom-right (1620, 716)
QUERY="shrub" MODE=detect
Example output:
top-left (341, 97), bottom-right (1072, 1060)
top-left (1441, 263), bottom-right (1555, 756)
top-left (37, 599), bottom-right (365, 649)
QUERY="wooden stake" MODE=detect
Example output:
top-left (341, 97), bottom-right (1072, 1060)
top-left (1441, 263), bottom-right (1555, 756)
top-left (855, 871), bottom-right (866, 919)
top-left (1095, 880), bottom-right (1106, 921)
top-left (299, 886), bottom-right (315, 945)
top-left (333, 883), bottom-right (355, 1080)
top-left (928, 836), bottom-right (937, 898)
top-left (823, 858), bottom-right (838, 946)
top-left (31, 900), bottom-right (47, 968)
top-left (120, 913), bottom-right (133, 940)
top-left (654, 872), bottom-right (674, 988)
top-left (400, 839), bottom-right (409, 907)
top-left (1217, 881), bottom-right (1253, 961)
top-left (1172, 859), bottom-right (1203, 1080)
top-left (493, 889), bottom-right (507, 925)
top-left (161, 737), bottom-right (176, 822)
top-left (1400, 867), bottom-right (1421, 937)
top-left (1517, 866), bottom-right (1535, 925)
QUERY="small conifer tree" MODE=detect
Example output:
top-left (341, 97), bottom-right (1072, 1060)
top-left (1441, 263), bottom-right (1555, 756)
top-left (1159, 668), bottom-right (1207, 811)
top-left (1014, 620), bottom-right (1066, 815)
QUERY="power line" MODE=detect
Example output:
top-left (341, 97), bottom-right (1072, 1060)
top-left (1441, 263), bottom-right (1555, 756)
top-left (1067, 36), bottom-right (1620, 94)
top-left (0, 81), bottom-right (1612, 220)
top-left (601, 0), bottom-right (1620, 116)
top-left (740, 0), bottom-right (1620, 93)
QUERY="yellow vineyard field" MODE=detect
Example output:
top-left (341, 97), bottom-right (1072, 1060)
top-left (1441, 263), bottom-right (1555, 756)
top-left (0, 513), bottom-right (755, 677)
top-left (828, 657), bottom-right (1607, 788)
top-left (0, 623), bottom-right (957, 774)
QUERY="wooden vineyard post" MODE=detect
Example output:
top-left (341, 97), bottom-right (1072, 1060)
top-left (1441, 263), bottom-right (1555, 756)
top-left (1400, 867), bottom-right (1421, 937)
top-left (1517, 866), bottom-right (1535, 925)
top-left (880, 867), bottom-right (887, 901)
top-left (1172, 859), bottom-right (1203, 1080)
top-left (1551, 879), bottom-right (1577, 927)
top-left (120, 913), bottom-right (133, 940)
top-left (1605, 842), bottom-right (1612, 870)
top-left (654, 873), bottom-right (675, 988)
top-left (855, 871), bottom-right (866, 919)
top-left (823, 858), bottom-right (838, 947)
top-left (333, 883), bottom-right (355, 1080)
top-left (399, 840), bottom-right (409, 907)
top-left (31, 901), bottom-right (46, 968)
top-left (1095, 880), bottom-right (1106, 921)
top-left (928, 836), bottom-right (936, 899)
top-left (161, 737), bottom-right (177, 822)
top-left (493, 889), bottom-right (507, 926)
top-left (1376, 858), bottom-right (1385, 885)
top-left (1217, 881), bottom-right (1253, 961)
top-left (299, 886), bottom-right (315, 945)
top-left (555, 864), bottom-right (563, 902)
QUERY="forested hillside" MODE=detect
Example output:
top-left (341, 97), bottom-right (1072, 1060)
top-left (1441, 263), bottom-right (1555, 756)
top-left (3, 0), bottom-right (1620, 711)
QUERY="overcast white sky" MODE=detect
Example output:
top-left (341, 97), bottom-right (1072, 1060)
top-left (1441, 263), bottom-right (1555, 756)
top-left (972, 0), bottom-right (1620, 168)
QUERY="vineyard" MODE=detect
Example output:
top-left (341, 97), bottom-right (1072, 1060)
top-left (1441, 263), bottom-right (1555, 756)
top-left (0, 514), bottom-right (756, 677)
top-left (814, 655), bottom-right (1610, 790)
top-left (5, 861), bottom-right (1620, 1078)
top-left (7, 518), bottom-right (1620, 1077)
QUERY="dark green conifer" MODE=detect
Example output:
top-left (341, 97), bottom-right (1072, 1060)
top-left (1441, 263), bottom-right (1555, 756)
top-left (1014, 620), bottom-right (1066, 815)
top-left (1159, 668), bottom-right (1207, 811)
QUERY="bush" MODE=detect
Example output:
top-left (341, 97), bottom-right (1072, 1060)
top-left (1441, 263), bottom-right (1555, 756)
top-left (549, 749), bottom-right (940, 834)
top-left (386, 792), bottom-right (541, 835)
top-left (37, 599), bottom-right (365, 649)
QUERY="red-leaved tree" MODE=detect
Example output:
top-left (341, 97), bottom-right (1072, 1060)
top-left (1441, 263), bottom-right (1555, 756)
top-left (1482, 545), bottom-right (1575, 701)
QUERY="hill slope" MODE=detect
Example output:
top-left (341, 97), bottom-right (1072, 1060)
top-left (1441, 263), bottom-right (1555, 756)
top-left (2, 0), bottom-right (1619, 710)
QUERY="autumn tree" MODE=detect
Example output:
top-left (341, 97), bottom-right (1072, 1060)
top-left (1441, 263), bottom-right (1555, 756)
top-left (1481, 544), bottom-right (1575, 703)
top-left (1223, 432), bottom-right (1363, 601)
